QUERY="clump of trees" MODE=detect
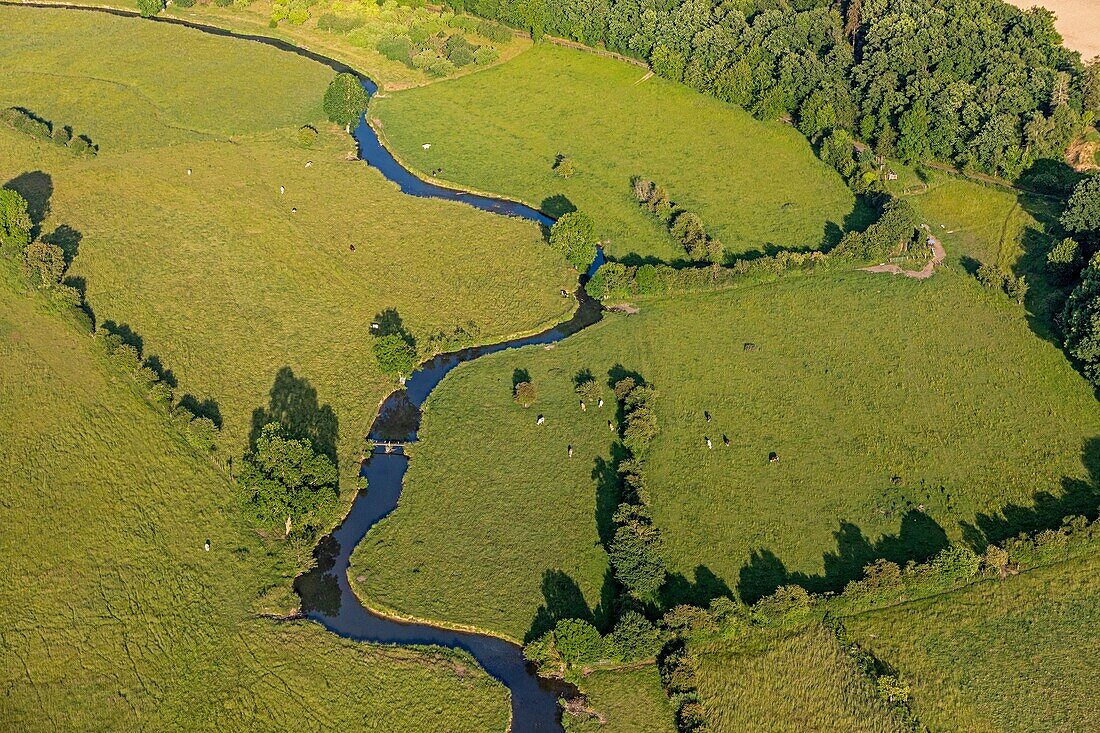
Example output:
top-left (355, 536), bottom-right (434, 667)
top-left (323, 73), bottom-right (369, 129)
top-left (833, 199), bottom-right (920, 261)
top-left (976, 262), bottom-right (1028, 304)
top-left (136, 0), bottom-right (164, 18)
top-left (633, 178), bottom-right (723, 264)
top-left (1057, 176), bottom-right (1100, 386)
top-left (457, 0), bottom-right (1093, 180)
top-left (553, 154), bottom-right (575, 178)
top-left (377, 30), bottom-right (500, 76)
top-left (549, 211), bottom-right (598, 271)
top-left (372, 333), bottom-right (417, 380)
top-left (237, 422), bottom-right (338, 539)
top-left (1, 107), bottom-right (97, 157)
top-left (0, 189), bottom-right (83, 305)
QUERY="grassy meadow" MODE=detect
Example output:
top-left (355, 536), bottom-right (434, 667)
top-left (352, 269), bottom-right (1100, 640)
top-left (845, 547), bottom-right (1100, 732)
top-left (0, 5), bottom-right (575, 478)
top-left (693, 625), bottom-right (909, 733)
top-left (372, 43), bottom-right (857, 261)
top-left (563, 665), bottom-right (675, 733)
top-left (0, 272), bottom-right (509, 731)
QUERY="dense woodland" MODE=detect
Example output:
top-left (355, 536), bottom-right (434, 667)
top-left (449, 0), bottom-right (1099, 179)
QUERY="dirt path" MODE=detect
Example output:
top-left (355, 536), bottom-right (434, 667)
top-left (861, 236), bottom-right (946, 280)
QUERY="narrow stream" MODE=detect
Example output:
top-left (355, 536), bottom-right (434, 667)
top-left (2, 4), bottom-right (606, 729)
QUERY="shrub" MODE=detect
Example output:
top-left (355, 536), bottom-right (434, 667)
top-left (22, 241), bottom-right (66, 287)
top-left (317, 13), bottom-right (364, 34)
top-left (553, 154), bottom-right (575, 178)
top-left (136, 0), bottom-right (165, 17)
top-left (377, 35), bottom-right (414, 65)
top-left (477, 19), bottom-right (513, 43)
top-left (549, 211), bottom-right (598, 271)
top-left (323, 73), bottom-right (369, 128)
top-left (552, 618), bottom-right (604, 666)
top-left (513, 380), bottom-right (536, 407)
top-left (609, 523), bottom-right (666, 597)
top-left (426, 58), bottom-right (456, 78)
top-left (186, 416), bottom-right (219, 454)
top-left (372, 333), bottom-right (417, 379)
top-left (443, 34), bottom-right (477, 67)
top-left (574, 375), bottom-right (602, 404)
top-left (296, 125), bottom-right (318, 148)
top-left (473, 46), bottom-right (499, 65)
top-left (0, 189), bottom-right (32, 257)
top-left (1046, 237), bottom-right (1082, 284)
top-left (607, 610), bottom-right (661, 661)
top-left (976, 262), bottom-right (1007, 290)
top-left (52, 125), bottom-right (72, 146)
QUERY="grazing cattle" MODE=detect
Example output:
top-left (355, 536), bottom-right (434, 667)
top-left (704, 410), bottom-right (711, 422)
top-left (608, 420), bottom-right (614, 431)
top-left (204, 540), bottom-right (210, 552)
top-left (597, 398), bottom-right (604, 408)
top-left (580, 401), bottom-right (587, 412)
top-left (305, 161), bottom-right (312, 168)
top-left (280, 185), bottom-right (285, 195)
top-left (706, 437), bottom-right (713, 449)
top-left (722, 434), bottom-right (730, 447)
top-left (186, 168), bottom-right (192, 176)
top-left (422, 143), bottom-right (431, 150)
top-left (537, 415), bottom-right (546, 425)
top-left (769, 452), bottom-right (779, 463)
top-left (568, 445), bottom-right (574, 458)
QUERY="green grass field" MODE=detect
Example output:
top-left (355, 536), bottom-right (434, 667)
top-left (0, 5), bottom-right (575, 478)
top-left (846, 548), bottom-right (1100, 732)
top-left (371, 43), bottom-right (857, 262)
top-left (0, 273), bottom-right (509, 731)
top-left (352, 269), bottom-right (1099, 639)
top-left (562, 665), bottom-right (675, 733)
top-left (693, 625), bottom-right (909, 733)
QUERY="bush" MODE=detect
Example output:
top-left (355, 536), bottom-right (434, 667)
top-left (976, 262), bottom-right (1007, 290)
top-left (22, 241), bottom-right (66, 287)
top-left (443, 34), bottom-right (477, 67)
top-left (513, 380), bottom-right (536, 407)
top-left (473, 46), bottom-right (499, 65)
top-left (323, 73), bottom-right (369, 128)
top-left (1047, 237), bottom-right (1082, 284)
top-left (609, 523), bottom-right (666, 597)
top-left (317, 13), bottom-right (364, 34)
top-left (0, 189), bottom-right (32, 258)
top-left (372, 333), bottom-right (417, 379)
top-left (552, 618), bottom-right (604, 666)
top-left (607, 610), bottom-right (661, 661)
top-left (553, 154), bottom-right (575, 178)
top-left (136, 0), bottom-right (165, 18)
top-left (477, 20), bottom-right (513, 43)
top-left (296, 125), bottom-right (318, 148)
top-left (377, 35), bottom-right (415, 65)
top-left (426, 57), bottom-right (456, 78)
top-left (549, 211), bottom-right (598, 271)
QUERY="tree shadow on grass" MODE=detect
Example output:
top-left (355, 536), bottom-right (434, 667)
top-left (43, 224), bottom-right (81, 265)
top-left (736, 510), bottom-right (950, 604)
top-left (540, 194), bottom-right (576, 219)
top-left (659, 565), bottom-right (732, 610)
top-left (526, 569), bottom-right (594, 643)
top-left (3, 171), bottom-right (52, 238)
top-left (178, 394), bottom-right (222, 428)
top-left (250, 366), bottom-right (338, 462)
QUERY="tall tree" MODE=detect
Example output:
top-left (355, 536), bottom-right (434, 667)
top-left (323, 73), bottom-right (369, 128)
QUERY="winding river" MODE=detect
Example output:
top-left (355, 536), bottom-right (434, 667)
top-left (3, 3), bottom-right (604, 729)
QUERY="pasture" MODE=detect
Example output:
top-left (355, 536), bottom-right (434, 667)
top-left (846, 546), bottom-right (1100, 732)
top-left (563, 666), bottom-right (675, 733)
top-left (0, 5), bottom-right (575, 479)
top-left (352, 269), bottom-right (1100, 640)
top-left (372, 43), bottom-right (857, 262)
top-left (0, 274), bottom-right (509, 731)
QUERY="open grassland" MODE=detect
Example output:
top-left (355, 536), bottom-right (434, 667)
top-left (846, 548), bottom-right (1100, 732)
top-left (694, 625), bottom-right (908, 733)
top-left (372, 43), bottom-right (857, 262)
top-left (353, 270), bottom-right (1099, 639)
top-left (0, 275), bottom-right (509, 731)
top-left (0, 5), bottom-right (575, 476)
top-left (563, 665), bottom-right (676, 733)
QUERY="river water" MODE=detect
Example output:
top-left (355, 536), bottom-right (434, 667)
top-left (3, 4), bottom-right (606, 729)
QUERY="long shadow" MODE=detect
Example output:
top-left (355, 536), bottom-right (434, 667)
top-left (960, 436), bottom-right (1100, 549)
top-left (526, 569), bottom-right (595, 643)
top-left (250, 366), bottom-right (338, 461)
top-left (736, 510), bottom-right (950, 604)
top-left (659, 565), bottom-right (732, 609)
top-left (3, 171), bottom-right (52, 238)
top-left (43, 224), bottom-right (81, 265)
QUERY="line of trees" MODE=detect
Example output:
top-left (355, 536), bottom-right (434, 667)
top-left (633, 178), bottom-right (724, 264)
top-left (449, 0), bottom-right (1099, 180)
top-left (1, 107), bottom-right (97, 157)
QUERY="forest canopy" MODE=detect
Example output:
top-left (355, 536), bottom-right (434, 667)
top-left (451, 0), bottom-right (1095, 179)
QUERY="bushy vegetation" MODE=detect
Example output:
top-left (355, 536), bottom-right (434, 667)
top-left (549, 210), bottom-right (598, 271)
top-left (833, 199), bottom-right (920, 261)
top-left (459, 0), bottom-right (1093, 179)
top-left (1, 106), bottom-right (97, 156)
top-left (633, 178), bottom-right (723, 263)
top-left (322, 72), bottom-right (369, 127)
